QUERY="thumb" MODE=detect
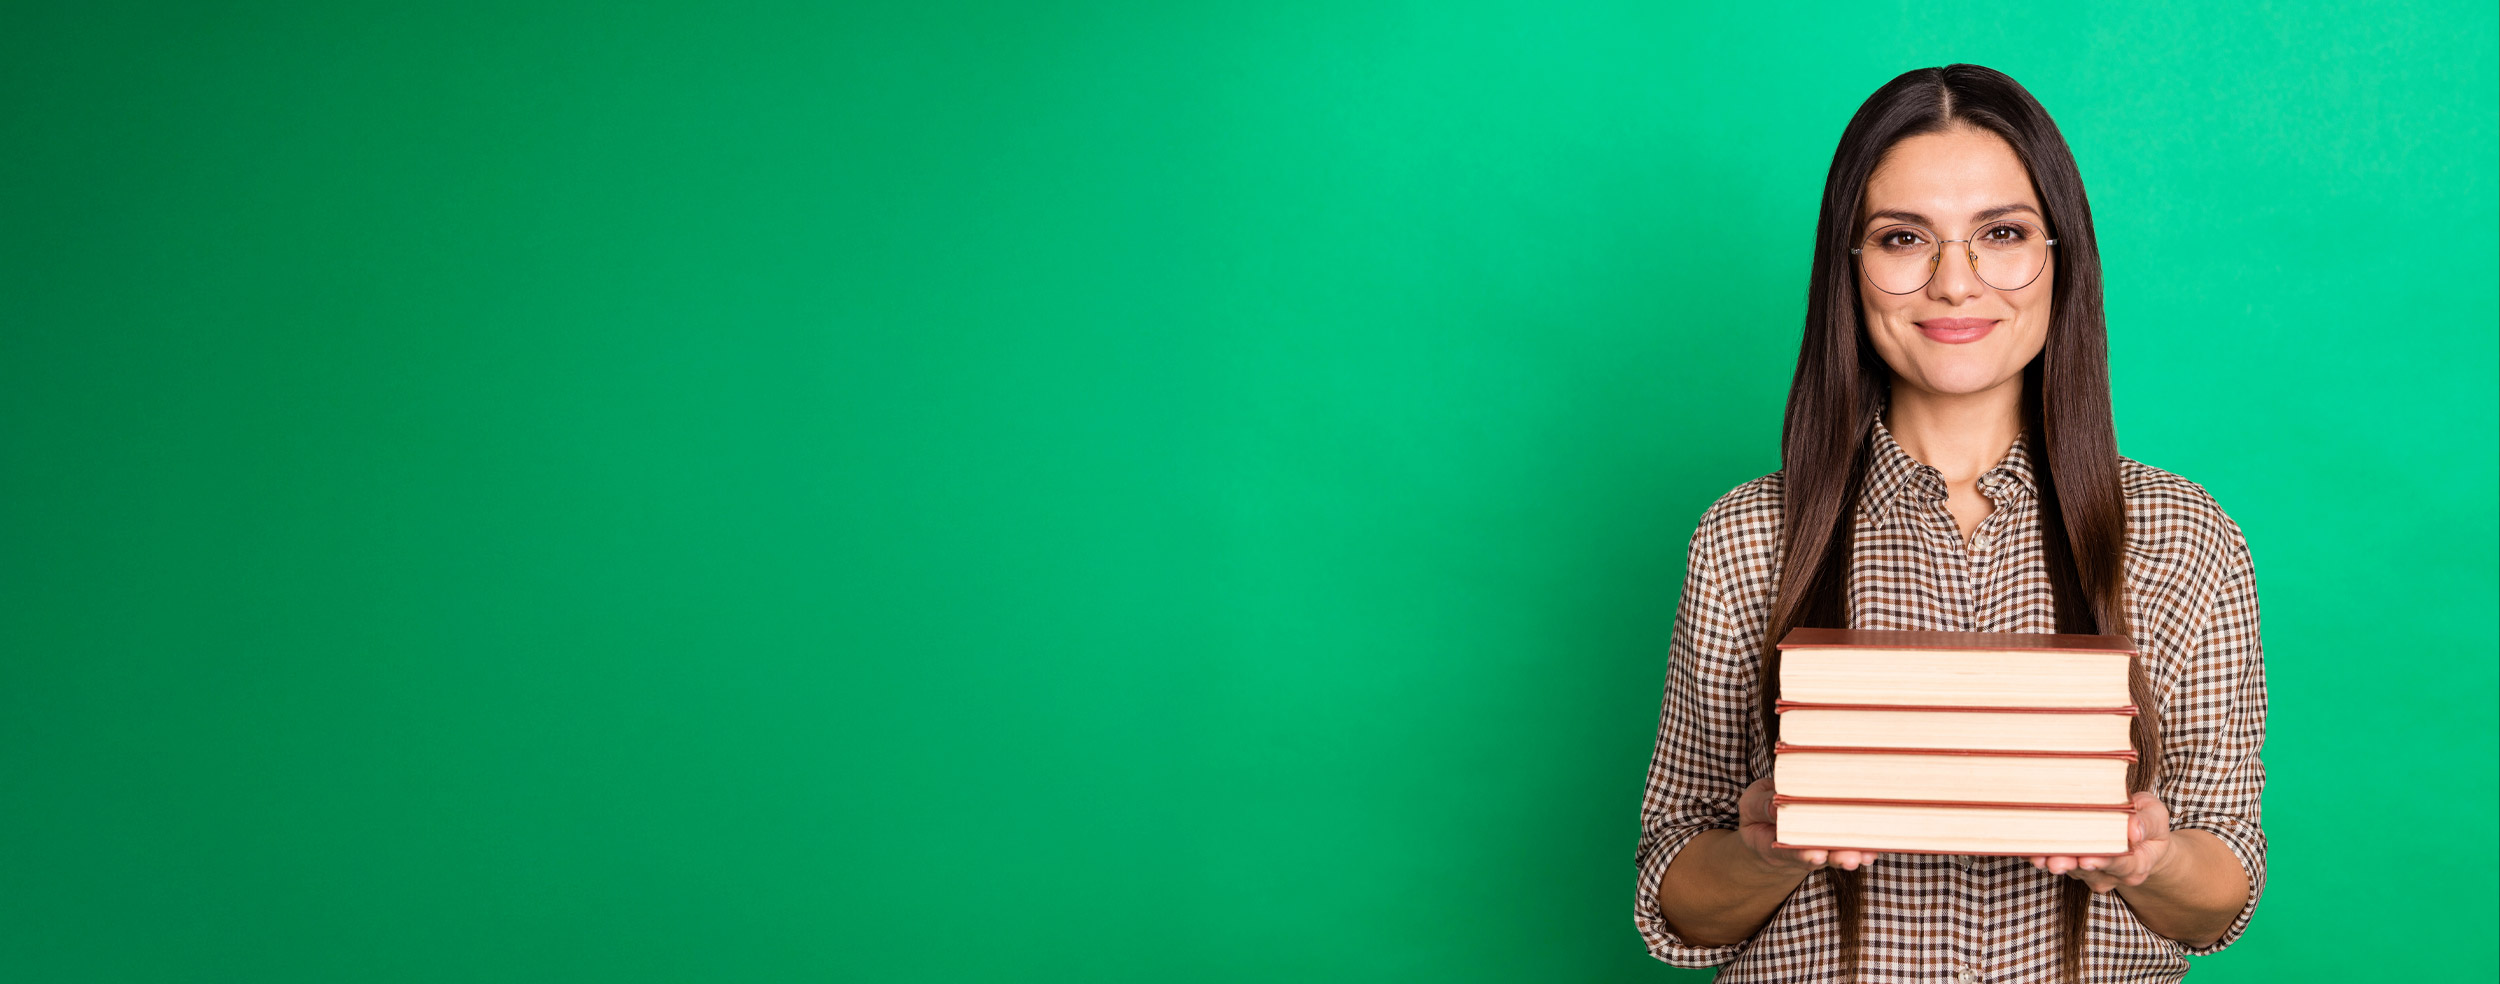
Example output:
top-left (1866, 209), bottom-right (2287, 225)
top-left (2132, 791), bottom-right (2171, 843)
top-left (1740, 777), bottom-right (1776, 823)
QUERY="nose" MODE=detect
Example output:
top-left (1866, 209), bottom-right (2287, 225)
top-left (1926, 238), bottom-right (1984, 301)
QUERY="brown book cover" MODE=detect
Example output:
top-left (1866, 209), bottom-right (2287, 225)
top-left (1776, 627), bottom-right (2136, 653)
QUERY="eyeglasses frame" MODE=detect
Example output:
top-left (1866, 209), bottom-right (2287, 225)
top-left (1849, 221), bottom-right (2061, 295)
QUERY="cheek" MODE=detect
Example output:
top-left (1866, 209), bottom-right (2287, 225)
top-left (1857, 287), bottom-right (1910, 337)
top-left (1856, 299), bottom-right (1888, 346)
top-left (2021, 264), bottom-right (2057, 316)
top-left (2011, 277), bottom-right (2055, 356)
top-left (1857, 299), bottom-right (1915, 373)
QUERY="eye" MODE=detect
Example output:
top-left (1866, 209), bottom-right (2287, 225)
top-left (1873, 227), bottom-right (1929, 250)
top-left (1980, 222), bottom-right (2035, 244)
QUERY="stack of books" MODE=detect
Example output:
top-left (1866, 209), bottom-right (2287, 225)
top-left (1768, 628), bottom-right (2140, 857)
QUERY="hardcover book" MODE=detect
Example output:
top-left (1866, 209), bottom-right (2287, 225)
top-left (1768, 628), bottom-right (2144, 857)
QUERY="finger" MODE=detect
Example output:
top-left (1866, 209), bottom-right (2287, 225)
top-left (1800, 849), bottom-right (1827, 867)
top-left (2087, 855), bottom-right (2146, 885)
top-left (2068, 867), bottom-right (2122, 893)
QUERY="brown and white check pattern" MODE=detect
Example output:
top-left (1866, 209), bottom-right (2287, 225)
top-left (1634, 417), bottom-right (2267, 982)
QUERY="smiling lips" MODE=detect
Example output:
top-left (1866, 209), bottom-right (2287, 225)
top-left (1916, 318), bottom-right (1998, 344)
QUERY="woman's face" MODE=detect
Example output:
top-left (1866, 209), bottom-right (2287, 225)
top-left (1856, 125), bottom-right (2055, 401)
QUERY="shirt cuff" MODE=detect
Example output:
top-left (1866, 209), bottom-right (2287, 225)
top-left (1635, 821), bottom-right (1749, 967)
top-left (2167, 814), bottom-right (2266, 956)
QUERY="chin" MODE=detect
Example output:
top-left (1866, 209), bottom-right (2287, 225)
top-left (1905, 364), bottom-right (2024, 397)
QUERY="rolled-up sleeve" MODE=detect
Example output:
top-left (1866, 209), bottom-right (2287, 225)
top-left (2156, 528), bottom-right (2269, 956)
top-left (1634, 518), bottom-right (1761, 966)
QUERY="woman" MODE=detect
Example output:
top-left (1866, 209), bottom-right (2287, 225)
top-left (1632, 65), bottom-right (2266, 982)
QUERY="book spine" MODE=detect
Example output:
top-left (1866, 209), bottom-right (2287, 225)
top-left (1773, 627), bottom-right (2138, 653)
top-left (1774, 743), bottom-right (2137, 762)
top-left (1765, 842), bottom-right (2130, 858)
top-left (1772, 794), bottom-right (2137, 811)
top-left (1775, 700), bottom-right (2137, 715)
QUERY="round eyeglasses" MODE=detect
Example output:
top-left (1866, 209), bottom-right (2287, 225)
top-left (1851, 218), bottom-right (2058, 294)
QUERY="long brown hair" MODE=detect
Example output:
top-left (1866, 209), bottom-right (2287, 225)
top-left (1762, 64), bottom-right (2165, 982)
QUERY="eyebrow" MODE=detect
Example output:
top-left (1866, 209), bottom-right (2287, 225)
top-left (1865, 203), bottom-right (2043, 227)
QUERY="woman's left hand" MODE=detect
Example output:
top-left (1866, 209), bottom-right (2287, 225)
top-left (2029, 790), bottom-right (2172, 894)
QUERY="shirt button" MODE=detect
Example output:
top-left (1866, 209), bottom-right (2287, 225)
top-left (1970, 532), bottom-right (1991, 550)
top-left (1957, 970), bottom-right (1979, 983)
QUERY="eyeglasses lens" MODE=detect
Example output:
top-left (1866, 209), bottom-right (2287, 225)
top-left (1860, 220), bottom-right (2051, 294)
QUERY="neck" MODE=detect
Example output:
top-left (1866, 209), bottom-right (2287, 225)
top-left (1884, 375), bottom-right (2024, 485)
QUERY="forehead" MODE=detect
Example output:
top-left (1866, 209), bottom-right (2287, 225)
top-left (1863, 126), bottom-right (2039, 219)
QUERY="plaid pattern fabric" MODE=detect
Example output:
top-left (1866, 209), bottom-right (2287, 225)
top-left (1634, 417), bottom-right (2268, 982)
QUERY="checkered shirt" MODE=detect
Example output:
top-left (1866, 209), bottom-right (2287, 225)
top-left (1633, 416), bottom-right (2268, 982)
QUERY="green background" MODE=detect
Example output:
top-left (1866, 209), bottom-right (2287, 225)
top-left (5, 1), bottom-right (2493, 980)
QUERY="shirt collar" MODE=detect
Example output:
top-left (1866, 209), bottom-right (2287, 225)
top-left (1858, 414), bottom-right (2038, 530)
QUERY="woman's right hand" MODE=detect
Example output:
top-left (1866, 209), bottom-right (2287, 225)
top-left (1735, 775), bottom-right (1878, 873)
